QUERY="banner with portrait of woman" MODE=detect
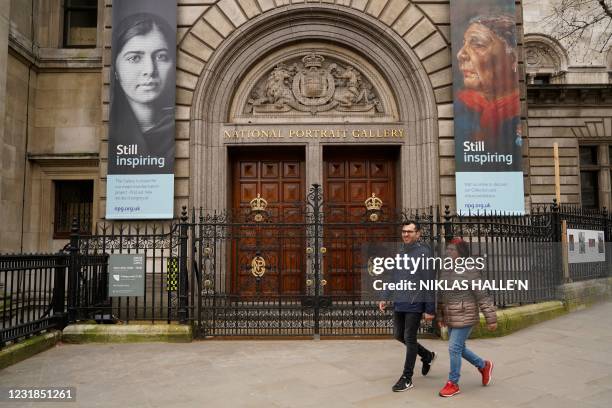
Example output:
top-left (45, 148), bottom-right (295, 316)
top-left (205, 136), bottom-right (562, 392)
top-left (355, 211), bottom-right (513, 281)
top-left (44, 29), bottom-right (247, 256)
top-left (451, 0), bottom-right (525, 215)
top-left (106, 0), bottom-right (176, 219)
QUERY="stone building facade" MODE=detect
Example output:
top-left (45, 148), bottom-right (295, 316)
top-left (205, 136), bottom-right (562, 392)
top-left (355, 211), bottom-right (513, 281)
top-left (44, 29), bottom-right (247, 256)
top-left (0, 0), bottom-right (610, 253)
top-left (523, 0), bottom-right (612, 208)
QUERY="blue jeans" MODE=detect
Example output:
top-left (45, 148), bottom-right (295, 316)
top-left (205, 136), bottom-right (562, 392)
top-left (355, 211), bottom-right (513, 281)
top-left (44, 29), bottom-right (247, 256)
top-left (448, 326), bottom-right (485, 384)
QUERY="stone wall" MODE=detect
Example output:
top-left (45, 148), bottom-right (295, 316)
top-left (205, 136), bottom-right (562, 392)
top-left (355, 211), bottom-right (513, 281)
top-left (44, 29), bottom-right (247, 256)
top-left (9, 0), bottom-right (31, 40)
top-left (0, 0), bottom-right (103, 252)
top-left (523, 0), bottom-right (610, 84)
top-left (558, 277), bottom-right (612, 311)
top-left (524, 0), bottom-right (612, 208)
top-left (0, 0), bottom-right (39, 253)
top-left (98, 0), bottom-right (528, 215)
top-left (22, 71), bottom-right (102, 252)
top-left (29, 72), bottom-right (101, 156)
top-left (0, 54), bottom-right (34, 253)
top-left (0, 0), bottom-right (12, 253)
top-left (527, 86), bottom-right (612, 207)
top-left (34, 0), bottom-right (62, 48)
top-left (527, 105), bottom-right (588, 206)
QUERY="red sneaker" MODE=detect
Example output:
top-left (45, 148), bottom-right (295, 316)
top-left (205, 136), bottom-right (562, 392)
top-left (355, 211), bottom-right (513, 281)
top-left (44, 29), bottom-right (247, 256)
top-left (439, 381), bottom-right (460, 397)
top-left (479, 360), bottom-right (493, 386)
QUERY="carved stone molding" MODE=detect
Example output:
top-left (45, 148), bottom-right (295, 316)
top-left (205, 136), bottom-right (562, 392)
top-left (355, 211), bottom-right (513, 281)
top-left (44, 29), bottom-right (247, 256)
top-left (570, 119), bottom-right (609, 140)
top-left (229, 43), bottom-right (398, 123)
top-left (525, 45), bottom-right (561, 70)
top-left (9, 27), bottom-right (102, 71)
top-left (524, 34), bottom-right (570, 77)
top-left (527, 85), bottom-right (612, 106)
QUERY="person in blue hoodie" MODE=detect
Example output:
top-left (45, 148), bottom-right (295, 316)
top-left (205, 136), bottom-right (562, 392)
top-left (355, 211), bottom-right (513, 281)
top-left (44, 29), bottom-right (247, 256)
top-left (378, 221), bottom-right (436, 392)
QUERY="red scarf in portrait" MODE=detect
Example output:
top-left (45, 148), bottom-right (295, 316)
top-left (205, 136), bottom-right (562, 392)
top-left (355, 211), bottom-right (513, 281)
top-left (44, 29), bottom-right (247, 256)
top-left (457, 89), bottom-right (520, 136)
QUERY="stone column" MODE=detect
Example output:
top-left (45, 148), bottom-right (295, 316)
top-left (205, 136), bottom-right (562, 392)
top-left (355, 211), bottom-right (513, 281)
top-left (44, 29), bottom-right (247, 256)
top-left (306, 142), bottom-right (323, 194)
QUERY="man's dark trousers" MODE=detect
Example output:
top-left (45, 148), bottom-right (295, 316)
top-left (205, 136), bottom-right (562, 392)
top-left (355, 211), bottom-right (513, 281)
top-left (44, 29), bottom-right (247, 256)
top-left (393, 311), bottom-right (433, 379)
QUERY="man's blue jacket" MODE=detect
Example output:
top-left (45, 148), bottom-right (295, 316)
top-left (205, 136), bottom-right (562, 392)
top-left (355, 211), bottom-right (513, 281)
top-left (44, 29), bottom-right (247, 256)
top-left (392, 241), bottom-right (436, 315)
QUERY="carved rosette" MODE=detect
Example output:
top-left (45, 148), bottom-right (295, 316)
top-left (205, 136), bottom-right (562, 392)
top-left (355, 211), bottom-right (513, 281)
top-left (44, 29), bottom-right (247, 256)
top-left (246, 52), bottom-right (383, 116)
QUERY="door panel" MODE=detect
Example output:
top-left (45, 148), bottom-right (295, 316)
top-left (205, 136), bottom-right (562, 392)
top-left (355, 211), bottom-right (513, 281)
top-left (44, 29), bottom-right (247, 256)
top-left (323, 147), bottom-right (398, 296)
top-left (231, 148), bottom-right (305, 297)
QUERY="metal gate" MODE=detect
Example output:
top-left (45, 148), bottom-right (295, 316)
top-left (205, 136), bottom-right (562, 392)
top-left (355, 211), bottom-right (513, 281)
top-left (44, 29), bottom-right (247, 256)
top-left (190, 184), bottom-right (438, 338)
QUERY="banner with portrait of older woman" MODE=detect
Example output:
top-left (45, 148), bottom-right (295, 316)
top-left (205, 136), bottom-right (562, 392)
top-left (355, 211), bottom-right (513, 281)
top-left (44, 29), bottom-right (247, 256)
top-left (106, 0), bottom-right (176, 219)
top-left (451, 0), bottom-right (524, 215)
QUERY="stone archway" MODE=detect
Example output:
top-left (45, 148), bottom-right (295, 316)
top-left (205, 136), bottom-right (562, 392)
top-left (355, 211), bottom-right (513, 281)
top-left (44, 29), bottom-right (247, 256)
top-left (189, 4), bottom-right (440, 210)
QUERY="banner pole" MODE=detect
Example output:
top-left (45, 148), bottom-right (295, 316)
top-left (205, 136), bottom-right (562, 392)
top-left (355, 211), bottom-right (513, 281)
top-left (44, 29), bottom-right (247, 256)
top-left (554, 142), bottom-right (570, 282)
top-left (554, 143), bottom-right (561, 204)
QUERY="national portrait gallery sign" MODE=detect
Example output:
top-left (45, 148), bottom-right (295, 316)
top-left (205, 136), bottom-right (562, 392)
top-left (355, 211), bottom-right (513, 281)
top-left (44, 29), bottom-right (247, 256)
top-left (221, 126), bottom-right (407, 141)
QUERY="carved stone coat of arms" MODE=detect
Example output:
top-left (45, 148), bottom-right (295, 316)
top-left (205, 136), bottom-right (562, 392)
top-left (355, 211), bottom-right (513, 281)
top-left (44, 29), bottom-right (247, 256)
top-left (246, 52), bottom-right (383, 115)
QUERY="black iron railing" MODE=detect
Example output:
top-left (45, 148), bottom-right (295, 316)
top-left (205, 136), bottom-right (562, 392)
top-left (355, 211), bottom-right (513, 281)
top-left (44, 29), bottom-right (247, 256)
top-left (0, 254), bottom-right (66, 346)
top-left (2, 186), bottom-right (612, 345)
top-left (0, 249), bottom-right (107, 347)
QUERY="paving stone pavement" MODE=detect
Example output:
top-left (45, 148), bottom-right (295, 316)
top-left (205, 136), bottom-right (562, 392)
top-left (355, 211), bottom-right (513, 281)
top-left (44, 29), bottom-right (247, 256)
top-left (1, 302), bottom-right (611, 408)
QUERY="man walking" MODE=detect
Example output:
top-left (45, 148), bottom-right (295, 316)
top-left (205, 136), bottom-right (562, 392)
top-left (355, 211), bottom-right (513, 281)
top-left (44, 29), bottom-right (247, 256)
top-left (378, 221), bottom-right (436, 392)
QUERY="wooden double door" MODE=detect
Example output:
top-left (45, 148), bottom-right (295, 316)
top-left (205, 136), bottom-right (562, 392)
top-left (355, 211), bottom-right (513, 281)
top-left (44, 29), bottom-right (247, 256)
top-left (230, 147), bottom-right (398, 297)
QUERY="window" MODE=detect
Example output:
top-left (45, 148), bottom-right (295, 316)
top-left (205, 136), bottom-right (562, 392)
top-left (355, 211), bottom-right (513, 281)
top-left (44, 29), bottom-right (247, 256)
top-left (533, 74), bottom-right (551, 85)
top-left (580, 146), bottom-right (598, 166)
top-left (580, 171), bottom-right (599, 209)
top-left (579, 146), bottom-right (604, 209)
top-left (54, 180), bottom-right (93, 238)
top-left (63, 0), bottom-right (98, 48)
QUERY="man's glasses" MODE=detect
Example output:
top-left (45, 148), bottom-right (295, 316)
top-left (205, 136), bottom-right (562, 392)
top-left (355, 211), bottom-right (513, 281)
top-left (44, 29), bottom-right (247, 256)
top-left (402, 230), bottom-right (416, 234)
